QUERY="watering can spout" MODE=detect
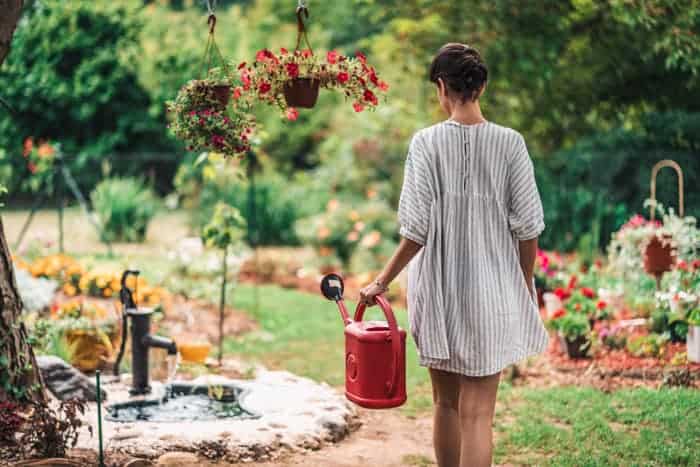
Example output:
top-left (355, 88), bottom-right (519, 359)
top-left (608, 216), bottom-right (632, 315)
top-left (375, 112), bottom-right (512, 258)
top-left (320, 273), bottom-right (350, 324)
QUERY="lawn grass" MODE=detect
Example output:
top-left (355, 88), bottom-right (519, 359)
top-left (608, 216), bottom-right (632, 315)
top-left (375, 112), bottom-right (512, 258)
top-left (227, 283), bottom-right (700, 466)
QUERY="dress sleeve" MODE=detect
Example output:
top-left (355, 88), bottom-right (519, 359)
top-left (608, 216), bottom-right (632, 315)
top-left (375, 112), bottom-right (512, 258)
top-left (507, 134), bottom-right (545, 240)
top-left (398, 133), bottom-right (431, 245)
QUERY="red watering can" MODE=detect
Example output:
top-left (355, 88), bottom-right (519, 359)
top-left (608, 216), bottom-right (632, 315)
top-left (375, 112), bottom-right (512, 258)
top-left (320, 273), bottom-right (407, 409)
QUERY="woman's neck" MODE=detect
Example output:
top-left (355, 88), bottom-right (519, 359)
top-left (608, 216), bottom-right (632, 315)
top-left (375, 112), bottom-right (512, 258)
top-left (448, 100), bottom-right (486, 125)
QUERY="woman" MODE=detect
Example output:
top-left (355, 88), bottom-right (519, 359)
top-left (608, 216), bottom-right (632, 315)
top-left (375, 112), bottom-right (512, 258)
top-left (360, 43), bottom-right (548, 467)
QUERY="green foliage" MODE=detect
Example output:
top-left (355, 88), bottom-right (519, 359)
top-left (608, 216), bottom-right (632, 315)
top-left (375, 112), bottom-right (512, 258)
top-left (554, 311), bottom-right (591, 341)
top-left (626, 333), bottom-right (669, 358)
top-left (90, 177), bottom-right (159, 242)
top-left (202, 202), bottom-right (246, 250)
top-left (295, 197), bottom-right (398, 271)
top-left (0, 0), bottom-right (173, 193)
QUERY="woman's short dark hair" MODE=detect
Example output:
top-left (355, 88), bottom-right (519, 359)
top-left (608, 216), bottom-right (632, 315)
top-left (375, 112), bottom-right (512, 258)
top-left (429, 43), bottom-right (488, 102)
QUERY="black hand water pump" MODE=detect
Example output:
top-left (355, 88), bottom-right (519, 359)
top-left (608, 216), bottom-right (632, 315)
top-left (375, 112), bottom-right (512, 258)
top-left (113, 269), bottom-right (177, 395)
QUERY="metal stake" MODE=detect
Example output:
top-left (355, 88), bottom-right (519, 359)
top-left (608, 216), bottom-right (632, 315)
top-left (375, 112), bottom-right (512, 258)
top-left (96, 370), bottom-right (105, 467)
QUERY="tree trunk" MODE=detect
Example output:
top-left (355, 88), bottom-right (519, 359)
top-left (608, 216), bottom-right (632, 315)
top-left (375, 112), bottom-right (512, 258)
top-left (0, 0), bottom-right (44, 403)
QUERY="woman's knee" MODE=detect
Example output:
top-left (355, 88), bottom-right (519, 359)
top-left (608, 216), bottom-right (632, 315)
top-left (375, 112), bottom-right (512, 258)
top-left (430, 369), bottom-right (460, 411)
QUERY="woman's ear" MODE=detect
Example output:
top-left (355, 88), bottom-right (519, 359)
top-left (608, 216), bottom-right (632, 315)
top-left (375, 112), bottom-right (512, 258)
top-left (437, 77), bottom-right (448, 99)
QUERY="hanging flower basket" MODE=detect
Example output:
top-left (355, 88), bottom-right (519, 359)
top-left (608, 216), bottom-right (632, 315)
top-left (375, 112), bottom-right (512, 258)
top-left (283, 77), bottom-right (320, 108)
top-left (166, 78), bottom-right (255, 157)
top-left (642, 233), bottom-right (677, 276)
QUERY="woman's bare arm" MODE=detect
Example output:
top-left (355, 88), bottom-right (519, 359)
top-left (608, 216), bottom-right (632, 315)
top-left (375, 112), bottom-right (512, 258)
top-left (518, 237), bottom-right (538, 295)
top-left (359, 237), bottom-right (423, 305)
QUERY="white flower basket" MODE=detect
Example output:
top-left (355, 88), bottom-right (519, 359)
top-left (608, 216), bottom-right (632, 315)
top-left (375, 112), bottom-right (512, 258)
top-left (688, 325), bottom-right (700, 363)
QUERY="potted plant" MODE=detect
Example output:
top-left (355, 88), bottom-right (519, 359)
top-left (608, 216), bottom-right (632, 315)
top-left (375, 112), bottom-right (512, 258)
top-left (166, 76), bottom-right (256, 157)
top-left (235, 47), bottom-right (388, 119)
top-left (547, 309), bottom-right (591, 358)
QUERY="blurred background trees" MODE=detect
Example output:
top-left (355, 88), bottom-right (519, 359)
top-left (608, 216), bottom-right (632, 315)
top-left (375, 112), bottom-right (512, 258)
top-left (1, 0), bottom-right (698, 255)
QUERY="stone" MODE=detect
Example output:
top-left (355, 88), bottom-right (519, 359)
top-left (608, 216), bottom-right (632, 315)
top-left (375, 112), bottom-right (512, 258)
top-left (124, 460), bottom-right (153, 467)
top-left (155, 452), bottom-right (200, 466)
top-left (36, 355), bottom-right (107, 402)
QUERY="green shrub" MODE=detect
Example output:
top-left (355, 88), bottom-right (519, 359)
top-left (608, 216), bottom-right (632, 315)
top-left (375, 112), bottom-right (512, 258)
top-left (91, 177), bottom-right (159, 242)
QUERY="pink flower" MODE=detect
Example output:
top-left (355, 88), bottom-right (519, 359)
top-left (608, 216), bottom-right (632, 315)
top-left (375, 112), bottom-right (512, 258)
top-left (355, 51), bottom-right (366, 64)
top-left (353, 102), bottom-right (364, 113)
top-left (378, 80), bottom-right (389, 92)
top-left (327, 50), bottom-right (339, 64)
top-left (286, 63), bottom-right (299, 78)
top-left (337, 72), bottom-right (349, 84)
top-left (233, 87), bottom-right (243, 99)
top-left (256, 49), bottom-right (277, 63)
top-left (210, 134), bottom-right (225, 148)
top-left (241, 70), bottom-right (251, 90)
top-left (258, 82), bottom-right (271, 94)
top-left (285, 107), bottom-right (299, 121)
top-left (302, 49), bottom-right (313, 58)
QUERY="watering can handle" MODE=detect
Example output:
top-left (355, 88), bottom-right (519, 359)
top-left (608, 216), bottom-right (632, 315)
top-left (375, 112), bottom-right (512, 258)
top-left (354, 294), bottom-right (401, 397)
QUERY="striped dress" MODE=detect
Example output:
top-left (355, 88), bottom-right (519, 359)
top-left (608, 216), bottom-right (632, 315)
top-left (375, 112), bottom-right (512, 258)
top-left (398, 119), bottom-right (548, 377)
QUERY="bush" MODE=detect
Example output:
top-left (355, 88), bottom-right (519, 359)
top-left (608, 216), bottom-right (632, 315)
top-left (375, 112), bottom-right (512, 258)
top-left (91, 178), bottom-right (158, 242)
top-left (175, 155), bottom-right (330, 246)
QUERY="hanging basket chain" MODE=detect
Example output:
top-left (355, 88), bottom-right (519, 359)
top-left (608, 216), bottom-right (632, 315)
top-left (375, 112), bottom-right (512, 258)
top-left (198, 11), bottom-right (229, 80)
top-left (294, 4), bottom-right (313, 54)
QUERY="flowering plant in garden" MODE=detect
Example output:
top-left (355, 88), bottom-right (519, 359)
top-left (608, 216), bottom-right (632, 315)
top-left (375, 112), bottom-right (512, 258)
top-left (234, 48), bottom-right (389, 119)
top-left (565, 287), bottom-right (611, 321)
top-left (547, 309), bottom-right (591, 341)
top-left (166, 77), bottom-right (256, 157)
top-left (607, 203), bottom-right (699, 281)
top-left (22, 138), bottom-right (59, 193)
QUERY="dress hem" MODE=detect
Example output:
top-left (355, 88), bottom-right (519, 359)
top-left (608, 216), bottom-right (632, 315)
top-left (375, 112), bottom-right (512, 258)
top-left (417, 337), bottom-right (549, 377)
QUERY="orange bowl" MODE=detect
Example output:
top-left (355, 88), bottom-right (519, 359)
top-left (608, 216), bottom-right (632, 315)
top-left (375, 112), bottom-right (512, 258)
top-left (177, 341), bottom-right (211, 363)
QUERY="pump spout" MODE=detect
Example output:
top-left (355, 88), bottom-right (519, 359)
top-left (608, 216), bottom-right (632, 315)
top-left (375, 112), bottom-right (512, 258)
top-left (143, 334), bottom-right (177, 355)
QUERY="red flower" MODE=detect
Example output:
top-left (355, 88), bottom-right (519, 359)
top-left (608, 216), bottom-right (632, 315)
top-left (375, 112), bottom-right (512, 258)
top-left (28, 162), bottom-right (37, 174)
top-left (363, 88), bottom-right (378, 105)
top-left (356, 51), bottom-right (367, 64)
top-left (596, 300), bottom-right (607, 310)
top-left (302, 49), bottom-right (313, 58)
top-left (677, 260), bottom-right (688, 271)
top-left (581, 287), bottom-right (595, 299)
top-left (241, 70), bottom-right (252, 90)
top-left (594, 259), bottom-right (603, 269)
top-left (286, 63), bottom-right (299, 78)
top-left (233, 87), bottom-right (243, 99)
top-left (552, 309), bottom-right (566, 319)
top-left (554, 287), bottom-right (571, 300)
top-left (337, 72), bottom-right (349, 84)
top-left (256, 49), bottom-right (277, 63)
top-left (692, 259), bottom-right (700, 270)
top-left (352, 102), bottom-right (365, 113)
top-left (568, 275), bottom-right (578, 290)
top-left (368, 67), bottom-right (379, 86)
top-left (378, 80), bottom-right (389, 92)
top-left (285, 107), bottom-right (299, 121)
top-left (327, 50), bottom-right (339, 64)
top-left (238, 61), bottom-right (247, 70)
top-left (258, 82), bottom-right (271, 94)
top-left (280, 47), bottom-right (289, 55)
top-left (23, 137), bottom-right (33, 157)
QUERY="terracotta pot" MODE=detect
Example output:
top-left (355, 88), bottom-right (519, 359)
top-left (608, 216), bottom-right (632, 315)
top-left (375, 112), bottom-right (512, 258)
top-left (558, 333), bottom-right (590, 359)
top-left (283, 78), bottom-right (320, 108)
top-left (194, 82), bottom-right (231, 110)
top-left (643, 233), bottom-right (676, 276)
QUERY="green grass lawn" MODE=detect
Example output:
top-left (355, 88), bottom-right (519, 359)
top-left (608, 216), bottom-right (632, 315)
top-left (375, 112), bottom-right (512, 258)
top-left (226, 283), bottom-right (700, 466)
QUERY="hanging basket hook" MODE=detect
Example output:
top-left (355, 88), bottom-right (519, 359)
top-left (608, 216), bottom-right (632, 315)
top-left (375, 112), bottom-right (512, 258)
top-left (294, 2), bottom-right (313, 53)
top-left (208, 14), bottom-right (217, 34)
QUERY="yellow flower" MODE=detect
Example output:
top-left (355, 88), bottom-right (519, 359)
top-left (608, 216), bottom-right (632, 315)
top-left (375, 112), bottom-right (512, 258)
top-left (348, 210), bottom-right (360, 221)
top-left (96, 277), bottom-right (107, 288)
top-left (103, 287), bottom-right (113, 297)
top-left (62, 283), bottom-right (77, 297)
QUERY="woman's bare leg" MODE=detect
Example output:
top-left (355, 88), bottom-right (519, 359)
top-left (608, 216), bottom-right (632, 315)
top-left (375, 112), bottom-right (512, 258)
top-left (429, 368), bottom-right (461, 467)
top-left (457, 372), bottom-right (501, 467)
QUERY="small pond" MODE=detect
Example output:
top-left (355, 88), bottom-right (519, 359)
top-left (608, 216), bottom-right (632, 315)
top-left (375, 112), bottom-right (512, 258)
top-left (106, 382), bottom-right (259, 422)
